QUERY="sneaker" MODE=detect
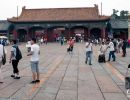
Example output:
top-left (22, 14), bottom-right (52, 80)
top-left (30, 81), bottom-right (36, 84)
top-left (14, 76), bottom-right (20, 79)
top-left (35, 80), bottom-right (40, 83)
top-left (11, 75), bottom-right (15, 77)
top-left (0, 82), bottom-right (3, 84)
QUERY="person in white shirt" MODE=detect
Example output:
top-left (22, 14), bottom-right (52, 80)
top-left (107, 39), bottom-right (116, 61)
top-left (100, 42), bottom-right (107, 54)
top-left (85, 40), bottom-right (93, 65)
top-left (0, 44), bottom-right (4, 83)
top-left (40, 38), bottom-right (43, 45)
top-left (117, 39), bottom-right (122, 53)
top-left (27, 38), bottom-right (40, 84)
top-left (0, 43), bottom-right (6, 83)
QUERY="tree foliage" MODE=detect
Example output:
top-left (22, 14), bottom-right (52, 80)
top-left (111, 9), bottom-right (128, 19)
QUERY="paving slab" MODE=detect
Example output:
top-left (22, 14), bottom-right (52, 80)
top-left (103, 93), bottom-right (128, 100)
top-left (56, 90), bottom-right (77, 100)
top-left (78, 93), bottom-right (104, 100)
top-left (0, 43), bottom-right (129, 100)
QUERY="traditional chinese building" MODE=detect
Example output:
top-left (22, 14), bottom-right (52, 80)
top-left (0, 20), bottom-right (10, 36)
top-left (110, 19), bottom-right (128, 39)
top-left (8, 5), bottom-right (110, 42)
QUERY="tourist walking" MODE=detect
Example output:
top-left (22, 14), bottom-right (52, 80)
top-left (40, 38), bottom-right (43, 45)
top-left (67, 38), bottom-right (74, 53)
top-left (113, 39), bottom-right (118, 53)
top-left (100, 42), bottom-right (107, 54)
top-left (107, 39), bottom-right (116, 61)
top-left (0, 43), bottom-right (6, 83)
top-left (85, 39), bottom-right (93, 65)
top-left (10, 40), bottom-right (22, 79)
top-left (122, 39), bottom-right (127, 57)
top-left (44, 37), bottom-right (47, 45)
top-left (98, 42), bottom-right (107, 63)
top-left (27, 38), bottom-right (40, 84)
top-left (117, 39), bottom-right (122, 53)
top-left (61, 38), bottom-right (64, 46)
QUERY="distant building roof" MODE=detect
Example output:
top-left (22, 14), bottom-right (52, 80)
top-left (110, 19), bottom-right (128, 29)
top-left (8, 5), bottom-right (110, 22)
top-left (0, 20), bottom-right (10, 31)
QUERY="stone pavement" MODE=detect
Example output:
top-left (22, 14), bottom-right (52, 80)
top-left (0, 43), bottom-right (129, 100)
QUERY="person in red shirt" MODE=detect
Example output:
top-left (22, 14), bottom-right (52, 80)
top-left (67, 38), bottom-right (75, 53)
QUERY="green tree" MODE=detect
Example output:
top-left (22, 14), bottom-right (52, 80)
top-left (111, 9), bottom-right (119, 19)
top-left (120, 10), bottom-right (128, 19)
top-left (113, 9), bottom-right (119, 15)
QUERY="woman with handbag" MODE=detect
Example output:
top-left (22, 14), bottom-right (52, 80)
top-left (0, 43), bottom-right (6, 83)
top-left (99, 42), bottom-right (107, 63)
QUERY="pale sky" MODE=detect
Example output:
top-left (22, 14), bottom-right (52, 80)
top-left (0, 0), bottom-right (130, 20)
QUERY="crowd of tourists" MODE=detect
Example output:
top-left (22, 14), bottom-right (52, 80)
top-left (85, 38), bottom-right (128, 65)
top-left (0, 37), bottom-right (129, 84)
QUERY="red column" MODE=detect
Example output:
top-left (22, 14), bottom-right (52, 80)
top-left (44, 28), bottom-right (47, 38)
top-left (84, 28), bottom-right (87, 41)
top-left (26, 28), bottom-right (29, 41)
top-left (88, 28), bottom-right (90, 38)
top-left (102, 28), bottom-right (106, 39)
top-left (68, 28), bottom-right (71, 39)
top-left (13, 30), bottom-right (17, 39)
top-left (84, 28), bottom-right (87, 38)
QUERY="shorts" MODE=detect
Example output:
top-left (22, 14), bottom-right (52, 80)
top-left (31, 61), bottom-right (39, 73)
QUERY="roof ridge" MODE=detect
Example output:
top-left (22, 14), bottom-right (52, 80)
top-left (25, 7), bottom-right (95, 10)
top-left (8, 6), bottom-right (110, 22)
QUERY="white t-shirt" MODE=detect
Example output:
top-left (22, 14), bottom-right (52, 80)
top-left (41, 39), bottom-right (43, 43)
top-left (30, 44), bottom-right (40, 61)
top-left (0, 44), bottom-right (7, 61)
top-left (101, 44), bottom-right (107, 50)
top-left (108, 42), bottom-right (115, 51)
top-left (86, 42), bottom-right (92, 52)
top-left (100, 44), bottom-right (107, 53)
top-left (0, 44), bottom-right (4, 61)
top-left (26, 41), bottom-right (31, 48)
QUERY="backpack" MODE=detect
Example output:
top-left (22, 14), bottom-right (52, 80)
top-left (13, 46), bottom-right (22, 61)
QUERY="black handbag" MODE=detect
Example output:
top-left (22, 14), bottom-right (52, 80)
top-left (2, 46), bottom-right (6, 65)
top-left (125, 64), bottom-right (130, 89)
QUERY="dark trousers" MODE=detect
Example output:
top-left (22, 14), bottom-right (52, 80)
top-left (70, 46), bottom-right (73, 52)
top-left (108, 51), bottom-right (115, 61)
top-left (122, 49), bottom-right (126, 57)
top-left (68, 46), bottom-right (73, 52)
top-left (12, 60), bottom-right (19, 74)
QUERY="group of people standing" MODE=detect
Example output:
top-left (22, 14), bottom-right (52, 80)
top-left (0, 38), bottom-right (40, 84)
top-left (0, 37), bottom-right (128, 84)
top-left (39, 37), bottom-right (47, 45)
top-left (85, 38), bottom-right (128, 65)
